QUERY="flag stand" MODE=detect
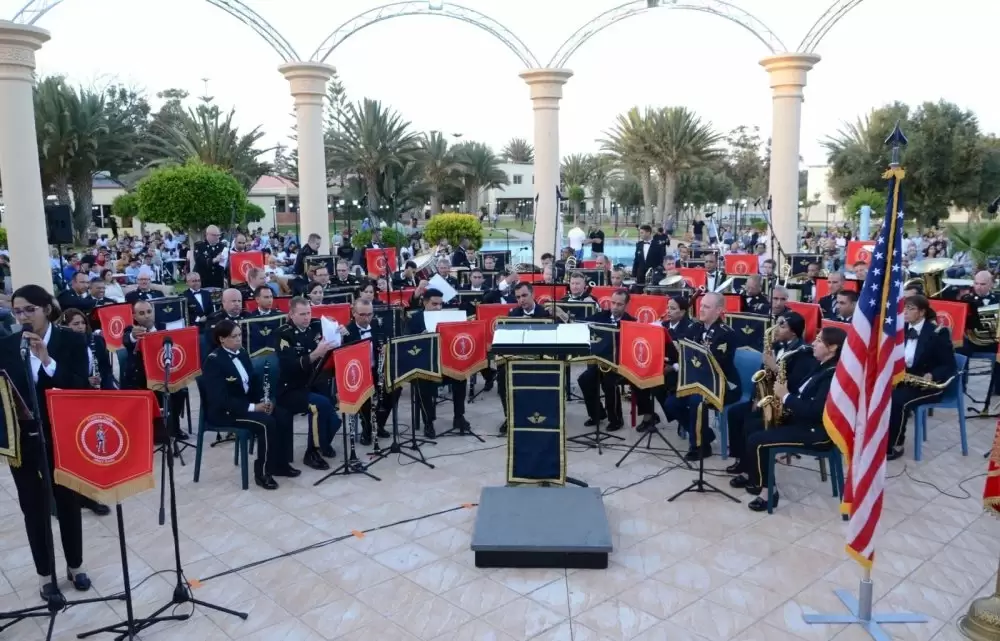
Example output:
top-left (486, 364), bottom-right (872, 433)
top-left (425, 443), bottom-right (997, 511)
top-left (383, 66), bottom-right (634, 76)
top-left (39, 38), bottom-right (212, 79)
top-left (802, 568), bottom-right (928, 641)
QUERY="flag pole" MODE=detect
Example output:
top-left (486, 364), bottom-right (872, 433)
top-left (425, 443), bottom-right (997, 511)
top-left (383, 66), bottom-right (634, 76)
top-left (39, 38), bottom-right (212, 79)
top-left (803, 122), bottom-right (929, 640)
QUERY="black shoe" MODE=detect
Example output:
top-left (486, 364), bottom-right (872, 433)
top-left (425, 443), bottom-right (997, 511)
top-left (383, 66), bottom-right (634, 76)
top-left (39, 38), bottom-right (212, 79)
top-left (424, 423), bottom-right (437, 439)
top-left (274, 465), bottom-right (302, 478)
top-left (748, 492), bottom-right (777, 512)
top-left (80, 497), bottom-right (111, 516)
top-left (454, 416), bottom-right (472, 433)
top-left (303, 451), bottom-right (329, 471)
top-left (606, 423), bottom-right (623, 432)
top-left (376, 428), bottom-right (390, 439)
top-left (498, 424), bottom-right (508, 436)
top-left (729, 475), bottom-right (750, 488)
top-left (636, 418), bottom-right (656, 433)
top-left (745, 484), bottom-right (762, 496)
top-left (39, 582), bottom-right (62, 604)
top-left (584, 417), bottom-right (598, 427)
top-left (67, 569), bottom-right (91, 591)
top-left (887, 446), bottom-right (905, 461)
top-left (725, 461), bottom-right (742, 474)
top-left (360, 433), bottom-right (372, 446)
top-left (684, 444), bottom-right (712, 462)
top-left (172, 430), bottom-right (189, 441)
top-left (255, 474), bottom-right (279, 490)
top-left (320, 446), bottom-right (337, 458)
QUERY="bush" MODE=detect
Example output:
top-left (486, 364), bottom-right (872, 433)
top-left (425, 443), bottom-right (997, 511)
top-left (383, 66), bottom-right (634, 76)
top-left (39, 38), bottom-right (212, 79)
top-left (0, 227), bottom-right (7, 248)
top-left (136, 162), bottom-right (247, 234)
top-left (351, 227), bottom-right (408, 249)
top-left (111, 192), bottom-right (139, 220)
top-left (243, 202), bottom-right (266, 224)
top-left (423, 213), bottom-right (483, 249)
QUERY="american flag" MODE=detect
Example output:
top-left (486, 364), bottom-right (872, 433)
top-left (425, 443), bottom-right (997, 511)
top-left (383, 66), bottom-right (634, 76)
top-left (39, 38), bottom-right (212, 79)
top-left (823, 150), bottom-right (907, 568)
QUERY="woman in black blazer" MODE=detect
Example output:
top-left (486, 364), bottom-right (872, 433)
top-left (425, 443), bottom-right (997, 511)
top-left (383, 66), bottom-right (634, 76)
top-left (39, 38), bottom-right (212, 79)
top-left (2, 285), bottom-right (92, 601)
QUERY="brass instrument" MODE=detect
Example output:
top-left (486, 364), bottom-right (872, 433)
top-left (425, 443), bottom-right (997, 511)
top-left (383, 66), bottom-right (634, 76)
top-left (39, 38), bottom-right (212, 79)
top-left (88, 335), bottom-right (99, 388)
top-left (658, 274), bottom-right (685, 287)
top-left (969, 303), bottom-right (1000, 347)
top-left (751, 326), bottom-right (777, 408)
top-left (899, 373), bottom-right (954, 391)
top-left (564, 255), bottom-right (577, 270)
top-left (904, 257), bottom-right (953, 297)
top-left (644, 267), bottom-right (655, 285)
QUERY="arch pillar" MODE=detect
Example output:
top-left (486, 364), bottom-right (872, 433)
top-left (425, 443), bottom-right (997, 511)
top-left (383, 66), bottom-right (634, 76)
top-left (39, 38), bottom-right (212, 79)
top-left (0, 21), bottom-right (51, 292)
top-left (760, 52), bottom-right (820, 262)
top-left (279, 61), bottom-right (335, 253)
top-left (520, 68), bottom-right (572, 266)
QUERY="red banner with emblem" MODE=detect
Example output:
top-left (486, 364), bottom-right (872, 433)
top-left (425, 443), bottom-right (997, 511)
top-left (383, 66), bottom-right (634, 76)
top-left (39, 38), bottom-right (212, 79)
top-left (931, 299), bottom-right (968, 346)
top-left (724, 254), bottom-right (758, 276)
top-left (590, 286), bottom-right (618, 310)
top-left (140, 326), bottom-right (202, 392)
top-left (846, 241), bottom-right (876, 267)
top-left (273, 297), bottom-right (292, 313)
top-left (47, 389), bottom-right (158, 504)
top-left (378, 288), bottom-right (416, 307)
top-left (475, 303), bottom-right (517, 346)
top-left (229, 251), bottom-right (265, 285)
top-left (438, 320), bottom-right (488, 380)
top-left (678, 268), bottom-right (707, 289)
top-left (311, 303), bottom-right (352, 326)
top-left (618, 321), bottom-right (666, 388)
top-left (821, 319), bottom-right (852, 333)
top-left (94, 303), bottom-right (132, 352)
top-left (814, 278), bottom-right (859, 300)
top-left (333, 341), bottom-right (374, 414)
top-left (533, 284), bottom-right (568, 305)
top-left (786, 301), bottom-right (822, 342)
top-left (627, 294), bottom-right (669, 324)
top-left (694, 294), bottom-right (740, 319)
top-left (365, 249), bottom-right (398, 277)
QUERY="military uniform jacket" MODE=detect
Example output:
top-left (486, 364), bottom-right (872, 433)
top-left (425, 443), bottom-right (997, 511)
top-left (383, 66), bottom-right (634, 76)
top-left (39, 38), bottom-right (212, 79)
top-left (774, 339), bottom-right (813, 391)
top-left (742, 293), bottom-right (770, 315)
top-left (704, 270), bottom-right (727, 292)
top-left (482, 289), bottom-right (516, 305)
top-left (818, 293), bottom-right (837, 319)
top-left (782, 361), bottom-right (836, 427)
top-left (276, 322), bottom-right (328, 409)
top-left (57, 289), bottom-right (96, 313)
top-left (125, 288), bottom-right (165, 304)
top-left (122, 322), bottom-right (166, 390)
top-left (961, 292), bottom-right (998, 335)
top-left (202, 347), bottom-right (263, 425)
top-left (392, 273), bottom-right (418, 289)
top-left (205, 310), bottom-right (246, 336)
top-left (184, 288), bottom-right (215, 323)
top-left (509, 305), bottom-right (551, 319)
top-left (193, 240), bottom-right (226, 287)
top-left (329, 277), bottom-right (357, 289)
top-left (904, 322), bottom-right (957, 382)
top-left (684, 319), bottom-right (741, 396)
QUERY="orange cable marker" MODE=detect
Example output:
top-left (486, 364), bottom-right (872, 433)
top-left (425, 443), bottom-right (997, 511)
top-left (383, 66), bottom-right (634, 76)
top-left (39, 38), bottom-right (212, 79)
top-left (188, 578), bottom-right (203, 589)
top-left (461, 503), bottom-right (475, 509)
top-left (351, 530), bottom-right (365, 538)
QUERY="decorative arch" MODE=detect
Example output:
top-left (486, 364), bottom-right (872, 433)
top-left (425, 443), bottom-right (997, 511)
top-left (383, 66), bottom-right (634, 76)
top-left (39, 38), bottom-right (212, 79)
top-left (310, 1), bottom-right (539, 68)
top-left (548, 0), bottom-right (788, 69)
top-left (11, 0), bottom-right (301, 62)
top-left (797, 0), bottom-right (865, 53)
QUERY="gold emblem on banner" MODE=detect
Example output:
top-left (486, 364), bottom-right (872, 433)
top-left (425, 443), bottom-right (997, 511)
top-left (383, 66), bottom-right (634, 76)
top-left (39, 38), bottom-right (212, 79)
top-left (162, 306), bottom-right (173, 313)
top-left (741, 326), bottom-right (754, 335)
top-left (527, 412), bottom-right (546, 424)
top-left (259, 327), bottom-right (272, 336)
top-left (590, 335), bottom-right (602, 344)
top-left (408, 346), bottom-right (422, 356)
top-left (690, 356), bottom-right (702, 368)
top-left (226, 376), bottom-right (237, 382)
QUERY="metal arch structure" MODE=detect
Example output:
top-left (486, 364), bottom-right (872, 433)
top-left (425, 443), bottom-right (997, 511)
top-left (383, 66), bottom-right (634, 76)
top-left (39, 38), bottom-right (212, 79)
top-left (310, 1), bottom-right (539, 68)
top-left (548, 0), bottom-right (788, 69)
top-left (11, 0), bottom-right (301, 62)
top-left (797, 0), bottom-right (866, 54)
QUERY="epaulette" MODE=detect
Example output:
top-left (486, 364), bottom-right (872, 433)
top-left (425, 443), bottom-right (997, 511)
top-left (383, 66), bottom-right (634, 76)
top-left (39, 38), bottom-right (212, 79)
top-left (718, 323), bottom-right (734, 332)
top-left (208, 351), bottom-right (218, 358)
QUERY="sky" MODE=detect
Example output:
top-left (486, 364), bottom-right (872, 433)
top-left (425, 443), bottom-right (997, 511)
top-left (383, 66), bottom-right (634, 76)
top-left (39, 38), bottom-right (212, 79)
top-left (7, 0), bottom-right (998, 168)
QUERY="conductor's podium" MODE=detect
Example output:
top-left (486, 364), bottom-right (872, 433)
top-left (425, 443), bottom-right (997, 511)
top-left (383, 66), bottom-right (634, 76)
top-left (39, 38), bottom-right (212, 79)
top-left (470, 321), bottom-right (612, 569)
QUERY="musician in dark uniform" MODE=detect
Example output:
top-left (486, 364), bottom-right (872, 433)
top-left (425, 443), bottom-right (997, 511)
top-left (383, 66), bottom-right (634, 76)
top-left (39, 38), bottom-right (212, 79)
top-left (252, 286), bottom-right (282, 316)
top-left (832, 290), bottom-right (857, 323)
top-left (562, 272), bottom-right (596, 303)
top-left (729, 326), bottom-right (846, 511)
top-left (87, 278), bottom-right (116, 308)
top-left (434, 258), bottom-right (459, 289)
top-left (663, 293), bottom-right (741, 460)
top-left (205, 289), bottom-right (247, 334)
top-left (203, 320), bottom-right (298, 489)
top-left (497, 283), bottom-right (551, 434)
top-left (344, 299), bottom-right (401, 445)
top-left (57, 271), bottom-right (97, 313)
top-left (887, 295), bottom-right (957, 461)
top-left (647, 254), bottom-right (675, 287)
top-left (392, 261), bottom-right (419, 289)
top-left (451, 238), bottom-right (472, 269)
top-left (769, 286), bottom-right (791, 322)
top-left (703, 253), bottom-right (726, 293)
top-left (632, 224), bottom-right (665, 285)
top-left (408, 289), bottom-right (471, 438)
top-left (2, 285), bottom-right (92, 601)
top-left (674, 244), bottom-right (691, 268)
top-left (958, 270), bottom-right (998, 356)
top-left (788, 262), bottom-right (819, 303)
top-left (742, 275), bottom-right (770, 315)
top-left (292, 233), bottom-right (321, 277)
top-left (183, 272), bottom-right (216, 325)
top-left (193, 225), bottom-right (227, 289)
top-left (483, 270), bottom-right (518, 304)
top-left (578, 289), bottom-right (634, 431)
top-left (237, 268), bottom-right (267, 306)
top-left (276, 297), bottom-right (341, 470)
top-left (124, 270), bottom-right (165, 304)
top-left (656, 296), bottom-right (695, 435)
top-left (332, 260), bottom-right (358, 288)
top-left (818, 271), bottom-right (846, 319)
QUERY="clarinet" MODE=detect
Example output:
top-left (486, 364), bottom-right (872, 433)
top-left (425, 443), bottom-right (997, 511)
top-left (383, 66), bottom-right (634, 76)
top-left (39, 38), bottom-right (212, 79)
top-left (371, 339), bottom-right (385, 454)
top-left (88, 335), bottom-right (100, 389)
top-left (347, 413), bottom-right (360, 465)
top-left (262, 359), bottom-right (272, 412)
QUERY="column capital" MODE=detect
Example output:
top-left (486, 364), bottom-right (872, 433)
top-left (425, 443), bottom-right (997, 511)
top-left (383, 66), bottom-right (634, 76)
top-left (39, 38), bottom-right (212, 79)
top-left (760, 53), bottom-right (821, 98)
top-left (0, 21), bottom-right (50, 81)
top-left (519, 68), bottom-right (573, 105)
top-left (279, 61), bottom-right (336, 103)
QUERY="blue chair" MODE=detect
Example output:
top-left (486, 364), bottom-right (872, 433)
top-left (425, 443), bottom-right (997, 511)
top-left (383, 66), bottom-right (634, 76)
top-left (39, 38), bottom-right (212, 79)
top-left (193, 375), bottom-right (255, 490)
top-left (913, 353), bottom-right (969, 461)
top-left (766, 446), bottom-right (845, 514)
top-left (716, 348), bottom-right (762, 460)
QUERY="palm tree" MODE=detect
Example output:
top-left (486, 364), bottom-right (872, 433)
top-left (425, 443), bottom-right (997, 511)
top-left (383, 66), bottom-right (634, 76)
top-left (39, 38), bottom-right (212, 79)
top-left (599, 107), bottom-right (656, 221)
top-left (588, 155), bottom-right (617, 223)
top-left (501, 137), bottom-right (534, 163)
top-left (561, 154), bottom-right (593, 224)
top-left (418, 131), bottom-right (461, 215)
top-left (326, 98), bottom-right (420, 216)
top-left (453, 142), bottom-right (508, 213)
top-left (821, 103), bottom-right (909, 200)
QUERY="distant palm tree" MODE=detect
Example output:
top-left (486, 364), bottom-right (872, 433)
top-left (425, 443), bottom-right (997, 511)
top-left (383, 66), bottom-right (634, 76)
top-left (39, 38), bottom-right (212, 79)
top-left (588, 155), bottom-right (617, 222)
top-left (561, 154), bottom-right (593, 224)
top-left (454, 141), bottom-right (508, 213)
top-left (418, 131), bottom-right (461, 215)
top-left (822, 103), bottom-right (910, 200)
top-left (599, 107), bottom-right (656, 221)
top-left (502, 137), bottom-right (534, 163)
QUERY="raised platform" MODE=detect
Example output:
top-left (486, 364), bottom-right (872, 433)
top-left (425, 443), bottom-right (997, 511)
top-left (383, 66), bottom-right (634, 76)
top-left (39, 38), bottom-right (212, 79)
top-left (470, 486), bottom-right (612, 569)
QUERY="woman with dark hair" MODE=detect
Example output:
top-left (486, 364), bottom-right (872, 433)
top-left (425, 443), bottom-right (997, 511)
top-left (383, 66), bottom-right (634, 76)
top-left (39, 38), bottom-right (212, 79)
top-left (1, 285), bottom-right (93, 600)
top-left (101, 268), bottom-right (125, 303)
top-left (306, 281), bottom-right (325, 306)
top-left (200, 319), bottom-right (297, 490)
top-left (729, 326), bottom-right (848, 512)
top-left (886, 294), bottom-right (957, 461)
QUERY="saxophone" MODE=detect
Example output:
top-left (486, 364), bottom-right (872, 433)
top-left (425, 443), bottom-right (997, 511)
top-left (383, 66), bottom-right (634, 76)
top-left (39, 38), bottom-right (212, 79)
top-left (751, 326), bottom-right (776, 407)
top-left (757, 344), bottom-right (811, 428)
top-left (371, 338), bottom-right (385, 453)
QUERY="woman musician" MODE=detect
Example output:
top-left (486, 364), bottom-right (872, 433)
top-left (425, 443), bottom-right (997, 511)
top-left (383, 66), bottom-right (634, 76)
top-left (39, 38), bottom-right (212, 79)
top-left (887, 294), bottom-right (957, 461)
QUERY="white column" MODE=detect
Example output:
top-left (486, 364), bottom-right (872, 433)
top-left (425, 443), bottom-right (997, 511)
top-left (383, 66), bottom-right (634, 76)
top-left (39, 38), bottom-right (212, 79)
top-left (760, 53), bottom-right (820, 263)
top-left (520, 68), bottom-right (573, 267)
top-left (279, 62), bottom-right (335, 254)
top-left (0, 22), bottom-right (52, 292)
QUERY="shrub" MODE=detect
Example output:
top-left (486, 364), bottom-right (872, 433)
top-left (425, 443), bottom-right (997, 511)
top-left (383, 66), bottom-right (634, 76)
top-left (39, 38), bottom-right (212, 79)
top-left (136, 162), bottom-right (247, 235)
top-left (351, 227), bottom-right (408, 249)
top-left (111, 192), bottom-right (139, 220)
top-left (423, 213), bottom-right (483, 249)
top-left (243, 202), bottom-right (266, 224)
top-left (0, 227), bottom-right (7, 248)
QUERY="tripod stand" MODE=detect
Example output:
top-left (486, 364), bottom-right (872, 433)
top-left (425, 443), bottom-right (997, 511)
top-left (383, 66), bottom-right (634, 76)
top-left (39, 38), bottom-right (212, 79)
top-left (313, 412), bottom-right (381, 484)
top-left (615, 417), bottom-right (690, 469)
top-left (366, 376), bottom-right (435, 470)
top-left (667, 404), bottom-right (739, 504)
top-left (421, 378), bottom-right (484, 443)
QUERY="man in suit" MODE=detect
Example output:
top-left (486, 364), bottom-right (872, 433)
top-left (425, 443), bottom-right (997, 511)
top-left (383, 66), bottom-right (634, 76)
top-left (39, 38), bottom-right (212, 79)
top-left (742, 276), bottom-right (769, 315)
top-left (769, 286), bottom-right (791, 322)
top-left (578, 289), bottom-right (635, 432)
top-left (451, 238), bottom-right (472, 269)
top-left (124, 270), bottom-right (165, 304)
top-left (183, 271), bottom-right (215, 325)
top-left (392, 261), bottom-right (419, 290)
top-left (237, 268), bottom-right (268, 307)
top-left (57, 271), bottom-right (96, 313)
top-left (483, 270), bottom-right (518, 304)
top-left (497, 283), bottom-right (551, 434)
top-left (832, 290), bottom-right (858, 323)
top-left (293, 233), bottom-right (321, 277)
top-left (728, 326), bottom-right (846, 511)
top-left (193, 225), bottom-right (227, 289)
top-left (331, 260), bottom-right (358, 288)
top-left (632, 224), bottom-right (664, 284)
top-left (205, 289), bottom-right (246, 334)
top-left (703, 252), bottom-right (726, 293)
top-left (252, 286), bottom-right (282, 316)
top-left (344, 299), bottom-right (401, 445)
top-left (818, 271), bottom-right (845, 319)
top-left (87, 279), bottom-right (115, 307)
top-left (408, 289), bottom-right (470, 438)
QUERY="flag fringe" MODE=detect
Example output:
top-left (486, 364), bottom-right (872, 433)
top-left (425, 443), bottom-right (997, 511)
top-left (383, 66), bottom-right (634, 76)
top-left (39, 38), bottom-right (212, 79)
top-left (984, 496), bottom-right (1000, 518)
top-left (53, 469), bottom-right (155, 505)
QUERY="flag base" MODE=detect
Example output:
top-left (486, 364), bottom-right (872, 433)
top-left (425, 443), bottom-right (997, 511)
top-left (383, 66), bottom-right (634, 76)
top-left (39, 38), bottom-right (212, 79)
top-left (803, 580), bottom-right (928, 641)
top-left (958, 591), bottom-right (1000, 641)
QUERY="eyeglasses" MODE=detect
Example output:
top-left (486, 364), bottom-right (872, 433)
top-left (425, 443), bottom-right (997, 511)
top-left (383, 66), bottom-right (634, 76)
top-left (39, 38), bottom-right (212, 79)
top-left (12, 305), bottom-right (38, 317)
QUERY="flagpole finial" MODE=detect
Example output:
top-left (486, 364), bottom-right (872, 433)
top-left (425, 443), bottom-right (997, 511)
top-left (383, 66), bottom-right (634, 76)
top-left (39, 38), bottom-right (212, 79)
top-left (885, 121), bottom-right (908, 167)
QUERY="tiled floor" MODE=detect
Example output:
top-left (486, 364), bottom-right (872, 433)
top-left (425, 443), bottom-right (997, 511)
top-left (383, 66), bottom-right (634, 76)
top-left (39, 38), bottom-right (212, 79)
top-left (0, 367), bottom-right (995, 641)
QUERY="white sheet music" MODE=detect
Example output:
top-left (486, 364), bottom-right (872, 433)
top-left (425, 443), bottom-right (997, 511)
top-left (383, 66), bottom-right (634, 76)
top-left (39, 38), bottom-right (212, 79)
top-left (320, 317), bottom-right (343, 348)
top-left (423, 309), bottom-right (466, 332)
top-left (429, 274), bottom-right (458, 302)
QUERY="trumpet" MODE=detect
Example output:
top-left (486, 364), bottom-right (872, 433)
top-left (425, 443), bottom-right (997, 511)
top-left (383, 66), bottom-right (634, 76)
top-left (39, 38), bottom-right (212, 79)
top-left (899, 373), bottom-right (953, 391)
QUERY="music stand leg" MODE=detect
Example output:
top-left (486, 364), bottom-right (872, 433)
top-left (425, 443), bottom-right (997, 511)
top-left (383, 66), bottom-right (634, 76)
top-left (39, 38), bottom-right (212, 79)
top-left (313, 414), bottom-right (381, 485)
top-left (667, 454), bottom-right (741, 503)
top-left (432, 381), bottom-right (485, 443)
top-left (614, 423), bottom-right (692, 469)
top-left (369, 391), bottom-right (435, 469)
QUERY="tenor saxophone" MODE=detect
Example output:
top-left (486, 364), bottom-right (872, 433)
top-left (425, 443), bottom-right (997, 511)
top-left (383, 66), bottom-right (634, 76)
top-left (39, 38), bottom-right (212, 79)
top-left (751, 326), bottom-right (776, 407)
top-left (757, 345), bottom-right (810, 427)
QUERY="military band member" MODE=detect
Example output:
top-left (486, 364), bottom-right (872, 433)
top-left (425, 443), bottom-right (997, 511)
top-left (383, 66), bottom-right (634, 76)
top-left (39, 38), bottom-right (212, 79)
top-left (87, 278), bottom-right (115, 308)
top-left (292, 233), bottom-right (321, 277)
top-left (742, 276), bottom-right (770, 314)
top-left (344, 299), bottom-right (400, 445)
top-left (887, 295), bottom-right (957, 461)
top-left (462, 269), bottom-right (487, 292)
top-left (205, 289), bottom-right (247, 334)
top-left (237, 268), bottom-right (268, 307)
top-left (124, 270), bottom-right (165, 304)
top-left (562, 272), bottom-right (596, 303)
top-left (850, 260), bottom-right (869, 282)
top-left (253, 286), bottom-right (281, 316)
top-left (578, 289), bottom-right (635, 432)
top-left (332, 260), bottom-right (358, 288)
top-left (483, 270), bottom-right (518, 304)
top-left (633, 224), bottom-right (665, 284)
top-left (818, 271), bottom-right (845, 319)
top-left (193, 225), bottom-right (227, 288)
top-left (728, 326), bottom-right (845, 512)
top-left (648, 255), bottom-right (674, 286)
top-left (959, 270), bottom-right (998, 355)
top-left (674, 244), bottom-right (691, 268)
top-left (57, 271), bottom-right (97, 313)
top-left (832, 290), bottom-right (857, 323)
top-left (759, 259), bottom-right (778, 296)
top-left (788, 262), bottom-right (820, 303)
top-left (277, 297), bottom-right (342, 470)
top-left (497, 283), bottom-right (551, 434)
top-left (306, 282), bottom-right (325, 306)
top-left (703, 253), bottom-right (726, 292)
top-left (434, 258), bottom-right (459, 289)
top-left (393, 261), bottom-right (420, 289)
top-left (183, 272), bottom-right (215, 325)
top-left (408, 289), bottom-right (471, 438)
top-left (203, 320), bottom-right (299, 489)
top-left (451, 238), bottom-right (472, 269)
top-left (769, 286), bottom-right (790, 322)
top-left (657, 296), bottom-right (694, 435)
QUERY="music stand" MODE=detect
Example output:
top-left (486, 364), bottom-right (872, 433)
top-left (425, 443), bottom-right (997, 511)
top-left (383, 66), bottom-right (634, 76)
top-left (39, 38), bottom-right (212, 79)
top-left (312, 410), bottom-right (381, 485)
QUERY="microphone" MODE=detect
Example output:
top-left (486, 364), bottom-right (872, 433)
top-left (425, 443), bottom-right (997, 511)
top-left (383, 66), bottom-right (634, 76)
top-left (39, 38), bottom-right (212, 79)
top-left (987, 194), bottom-right (1000, 215)
top-left (20, 322), bottom-right (32, 355)
top-left (161, 336), bottom-right (174, 367)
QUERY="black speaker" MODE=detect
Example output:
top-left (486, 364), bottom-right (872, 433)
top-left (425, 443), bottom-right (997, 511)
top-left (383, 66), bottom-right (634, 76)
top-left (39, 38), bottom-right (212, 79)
top-left (44, 204), bottom-right (73, 245)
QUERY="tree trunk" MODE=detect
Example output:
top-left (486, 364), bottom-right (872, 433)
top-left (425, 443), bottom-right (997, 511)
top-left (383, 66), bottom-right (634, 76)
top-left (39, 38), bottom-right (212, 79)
top-left (592, 189), bottom-right (603, 224)
top-left (640, 171), bottom-right (653, 223)
top-left (54, 175), bottom-right (71, 207)
top-left (572, 201), bottom-right (579, 226)
top-left (70, 177), bottom-right (94, 244)
top-left (366, 175), bottom-right (379, 219)
top-left (430, 191), bottom-right (441, 216)
top-left (660, 171), bottom-right (677, 230)
top-left (466, 187), bottom-right (479, 214)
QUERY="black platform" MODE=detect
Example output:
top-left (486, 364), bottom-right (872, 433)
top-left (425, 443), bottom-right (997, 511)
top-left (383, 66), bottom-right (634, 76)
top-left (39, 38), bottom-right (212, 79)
top-left (471, 486), bottom-right (612, 569)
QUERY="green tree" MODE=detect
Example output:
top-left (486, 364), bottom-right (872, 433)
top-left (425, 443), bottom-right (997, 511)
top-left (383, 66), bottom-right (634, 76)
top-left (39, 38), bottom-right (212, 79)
top-left (501, 137), bottom-right (534, 163)
top-left (423, 213), bottom-right (484, 249)
top-left (418, 131), bottom-right (460, 215)
top-left (111, 192), bottom-right (139, 221)
top-left (611, 175), bottom-right (643, 210)
top-left (588, 155), bottom-right (617, 220)
top-left (149, 88), bottom-right (190, 136)
top-left (843, 187), bottom-right (887, 221)
top-left (136, 163), bottom-right (247, 239)
top-left (561, 154), bottom-right (593, 223)
top-left (599, 107), bottom-right (655, 221)
top-left (977, 136), bottom-right (1000, 220)
top-left (723, 125), bottom-right (767, 201)
top-left (453, 141), bottom-right (508, 213)
top-left (949, 223), bottom-right (1000, 270)
top-left (675, 167), bottom-right (735, 209)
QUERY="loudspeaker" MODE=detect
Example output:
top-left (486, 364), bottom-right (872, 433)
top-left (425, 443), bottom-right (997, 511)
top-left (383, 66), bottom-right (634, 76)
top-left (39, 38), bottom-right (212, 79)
top-left (44, 204), bottom-right (73, 245)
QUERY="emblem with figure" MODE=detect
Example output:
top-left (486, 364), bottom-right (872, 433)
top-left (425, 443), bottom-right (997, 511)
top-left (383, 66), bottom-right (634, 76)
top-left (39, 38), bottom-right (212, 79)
top-left (76, 414), bottom-right (128, 466)
top-left (451, 333), bottom-right (475, 362)
top-left (343, 359), bottom-right (364, 393)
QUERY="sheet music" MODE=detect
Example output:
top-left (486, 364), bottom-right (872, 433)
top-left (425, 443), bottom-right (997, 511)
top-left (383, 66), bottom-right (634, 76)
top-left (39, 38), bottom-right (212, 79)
top-left (492, 328), bottom-right (526, 345)
top-left (556, 324), bottom-right (590, 345)
top-left (429, 274), bottom-right (458, 302)
top-left (320, 317), bottom-right (343, 348)
top-left (423, 309), bottom-right (466, 332)
top-left (164, 320), bottom-right (185, 331)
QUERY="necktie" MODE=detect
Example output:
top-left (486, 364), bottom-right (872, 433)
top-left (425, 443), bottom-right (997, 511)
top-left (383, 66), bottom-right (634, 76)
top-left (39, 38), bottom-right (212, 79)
top-left (906, 328), bottom-right (918, 340)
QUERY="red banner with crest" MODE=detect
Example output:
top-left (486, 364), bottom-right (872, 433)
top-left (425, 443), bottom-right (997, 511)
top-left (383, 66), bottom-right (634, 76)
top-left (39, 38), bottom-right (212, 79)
top-left (627, 294), bottom-right (669, 324)
top-left (47, 389), bottom-right (158, 504)
top-left (724, 254), bottom-right (758, 276)
top-left (311, 303), bottom-right (352, 326)
top-left (786, 301), bottom-right (822, 343)
top-left (678, 268), bottom-right (707, 289)
top-left (229, 251), bottom-right (265, 285)
top-left (618, 322), bottom-right (666, 388)
top-left (846, 241), bottom-right (876, 267)
top-left (378, 289), bottom-right (416, 307)
top-left (533, 284), bottom-right (568, 306)
top-left (821, 319), bottom-right (852, 333)
top-left (985, 420), bottom-right (1000, 517)
top-left (95, 303), bottom-right (132, 352)
top-left (140, 326), bottom-right (202, 393)
top-left (590, 286), bottom-right (618, 310)
top-left (930, 299), bottom-right (967, 347)
top-left (438, 320), bottom-right (488, 380)
top-left (475, 303), bottom-right (517, 347)
top-left (365, 249), bottom-right (398, 277)
top-left (333, 341), bottom-right (374, 414)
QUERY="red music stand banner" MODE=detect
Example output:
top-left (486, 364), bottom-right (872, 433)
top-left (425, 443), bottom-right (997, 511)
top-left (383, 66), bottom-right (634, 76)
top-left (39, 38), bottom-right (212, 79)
top-left (533, 284), bottom-right (568, 305)
top-left (678, 268), bottom-right (707, 289)
top-left (95, 303), bottom-right (132, 352)
top-left (724, 254), bottom-right (758, 276)
top-left (618, 322), bottom-right (666, 388)
top-left (140, 326), bottom-right (202, 392)
top-left (846, 241), bottom-right (875, 267)
top-left (47, 389), bottom-right (158, 504)
top-left (627, 294), bottom-right (668, 324)
top-left (821, 319), bottom-right (852, 333)
top-left (229, 251), bottom-right (265, 285)
top-left (333, 341), bottom-right (374, 414)
top-left (475, 303), bottom-right (517, 346)
top-left (438, 320), bottom-right (488, 380)
top-left (378, 289), bottom-right (415, 307)
top-left (311, 303), bottom-right (352, 326)
top-left (273, 297), bottom-right (292, 314)
top-left (365, 249), bottom-right (398, 277)
top-left (590, 286), bottom-right (618, 310)
top-left (786, 301), bottom-right (821, 342)
top-left (931, 299), bottom-right (968, 346)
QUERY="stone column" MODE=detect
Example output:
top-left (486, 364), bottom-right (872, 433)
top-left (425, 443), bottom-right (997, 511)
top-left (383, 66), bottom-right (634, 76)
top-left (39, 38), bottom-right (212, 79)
top-left (520, 68), bottom-right (573, 266)
top-left (279, 62), bottom-right (335, 253)
top-left (760, 53), bottom-right (820, 263)
top-left (0, 22), bottom-right (52, 292)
